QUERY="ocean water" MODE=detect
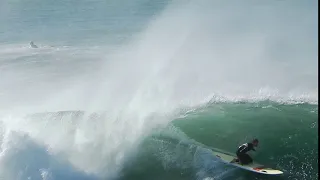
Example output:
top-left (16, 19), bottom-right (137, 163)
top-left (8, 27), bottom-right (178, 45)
top-left (0, 0), bottom-right (318, 180)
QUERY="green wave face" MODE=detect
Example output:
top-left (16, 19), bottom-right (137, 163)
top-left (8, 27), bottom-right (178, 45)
top-left (121, 101), bottom-right (318, 180)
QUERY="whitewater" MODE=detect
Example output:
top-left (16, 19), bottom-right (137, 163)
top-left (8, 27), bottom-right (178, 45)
top-left (0, 0), bottom-right (318, 180)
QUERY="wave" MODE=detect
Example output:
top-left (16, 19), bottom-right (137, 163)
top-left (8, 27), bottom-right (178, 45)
top-left (0, 0), bottom-right (317, 180)
top-left (0, 101), bottom-right (317, 180)
top-left (125, 101), bottom-right (318, 180)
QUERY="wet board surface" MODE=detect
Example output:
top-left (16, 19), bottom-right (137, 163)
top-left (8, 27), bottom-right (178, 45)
top-left (212, 149), bottom-right (283, 175)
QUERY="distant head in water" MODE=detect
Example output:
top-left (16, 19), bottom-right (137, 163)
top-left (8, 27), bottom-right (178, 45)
top-left (30, 41), bottom-right (38, 48)
top-left (252, 139), bottom-right (259, 147)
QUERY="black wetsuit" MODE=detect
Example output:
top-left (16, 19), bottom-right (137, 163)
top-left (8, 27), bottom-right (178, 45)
top-left (236, 143), bottom-right (256, 164)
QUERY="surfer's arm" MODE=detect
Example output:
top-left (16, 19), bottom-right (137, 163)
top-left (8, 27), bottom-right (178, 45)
top-left (249, 144), bottom-right (256, 151)
top-left (248, 143), bottom-right (256, 151)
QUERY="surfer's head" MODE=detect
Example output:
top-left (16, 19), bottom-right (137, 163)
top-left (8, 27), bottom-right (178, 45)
top-left (252, 139), bottom-right (259, 147)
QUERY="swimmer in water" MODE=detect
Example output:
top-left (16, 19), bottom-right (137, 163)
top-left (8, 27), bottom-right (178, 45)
top-left (30, 41), bottom-right (38, 48)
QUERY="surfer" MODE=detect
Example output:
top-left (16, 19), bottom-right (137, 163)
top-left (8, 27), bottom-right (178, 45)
top-left (232, 139), bottom-right (259, 165)
top-left (30, 41), bottom-right (38, 48)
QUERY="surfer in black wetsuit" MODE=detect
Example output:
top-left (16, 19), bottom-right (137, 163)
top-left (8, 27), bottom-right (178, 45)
top-left (232, 139), bottom-right (259, 165)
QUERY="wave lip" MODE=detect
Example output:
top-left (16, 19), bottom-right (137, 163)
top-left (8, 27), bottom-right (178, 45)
top-left (202, 87), bottom-right (318, 105)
